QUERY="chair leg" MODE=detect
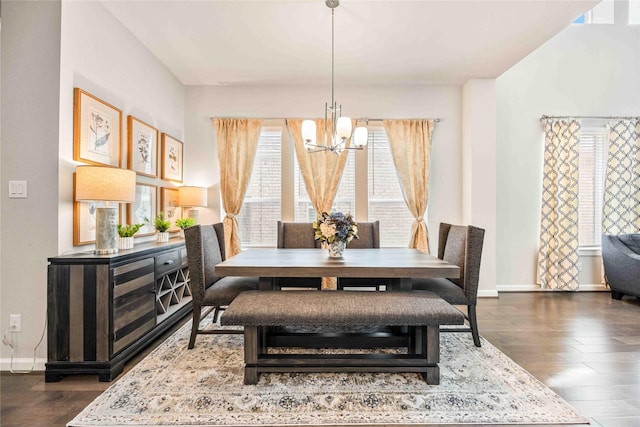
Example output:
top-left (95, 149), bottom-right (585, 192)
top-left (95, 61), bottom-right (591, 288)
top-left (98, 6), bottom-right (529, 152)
top-left (611, 290), bottom-right (624, 300)
top-left (188, 305), bottom-right (202, 349)
top-left (468, 304), bottom-right (481, 347)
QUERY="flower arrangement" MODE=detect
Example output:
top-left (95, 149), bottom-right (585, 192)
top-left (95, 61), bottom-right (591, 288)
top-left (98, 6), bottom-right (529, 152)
top-left (313, 212), bottom-right (359, 244)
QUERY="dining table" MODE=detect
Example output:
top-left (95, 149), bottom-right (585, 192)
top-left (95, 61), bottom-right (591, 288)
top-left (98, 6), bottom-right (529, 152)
top-left (214, 247), bottom-right (460, 291)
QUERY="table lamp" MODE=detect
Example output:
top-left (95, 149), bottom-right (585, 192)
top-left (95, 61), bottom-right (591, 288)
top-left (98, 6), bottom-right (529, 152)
top-left (75, 165), bottom-right (136, 254)
top-left (178, 186), bottom-right (208, 224)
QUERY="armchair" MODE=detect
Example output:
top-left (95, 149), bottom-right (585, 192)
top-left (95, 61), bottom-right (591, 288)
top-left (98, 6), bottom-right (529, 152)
top-left (602, 233), bottom-right (640, 300)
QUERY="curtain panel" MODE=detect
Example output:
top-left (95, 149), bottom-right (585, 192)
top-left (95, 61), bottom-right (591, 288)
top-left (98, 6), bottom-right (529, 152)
top-left (286, 119), bottom-right (352, 290)
top-left (537, 119), bottom-right (581, 290)
top-left (383, 119), bottom-right (434, 253)
top-left (213, 118), bottom-right (263, 257)
top-left (602, 118), bottom-right (640, 235)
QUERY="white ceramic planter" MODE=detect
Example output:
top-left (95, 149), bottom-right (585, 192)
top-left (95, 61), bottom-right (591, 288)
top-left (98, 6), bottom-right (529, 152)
top-left (118, 236), bottom-right (134, 250)
top-left (157, 232), bottom-right (169, 243)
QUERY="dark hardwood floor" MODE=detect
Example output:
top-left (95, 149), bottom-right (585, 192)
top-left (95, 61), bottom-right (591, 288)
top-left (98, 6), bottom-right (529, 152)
top-left (1, 292), bottom-right (639, 427)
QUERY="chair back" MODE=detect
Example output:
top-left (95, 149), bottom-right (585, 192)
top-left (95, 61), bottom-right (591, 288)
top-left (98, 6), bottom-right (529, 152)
top-left (347, 221), bottom-right (380, 248)
top-left (277, 221), bottom-right (320, 248)
top-left (184, 224), bottom-right (224, 304)
top-left (438, 223), bottom-right (485, 303)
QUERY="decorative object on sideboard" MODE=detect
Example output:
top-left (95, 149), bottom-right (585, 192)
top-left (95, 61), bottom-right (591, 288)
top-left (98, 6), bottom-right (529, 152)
top-left (73, 88), bottom-right (122, 167)
top-left (74, 166), bottom-right (136, 254)
top-left (116, 223), bottom-right (143, 250)
top-left (178, 186), bottom-right (208, 224)
top-left (153, 212), bottom-right (171, 242)
top-left (301, 0), bottom-right (368, 154)
top-left (175, 217), bottom-right (196, 238)
top-left (313, 211), bottom-right (358, 258)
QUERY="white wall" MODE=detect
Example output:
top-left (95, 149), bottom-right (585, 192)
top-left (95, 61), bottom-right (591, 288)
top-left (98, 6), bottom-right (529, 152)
top-left (0, 0), bottom-right (185, 368)
top-left (496, 24), bottom-right (640, 290)
top-left (185, 84), bottom-right (464, 253)
top-left (58, 0), bottom-right (186, 254)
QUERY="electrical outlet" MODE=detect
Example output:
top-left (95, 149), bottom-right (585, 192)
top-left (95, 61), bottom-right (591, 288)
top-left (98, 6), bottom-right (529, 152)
top-left (9, 314), bottom-right (21, 332)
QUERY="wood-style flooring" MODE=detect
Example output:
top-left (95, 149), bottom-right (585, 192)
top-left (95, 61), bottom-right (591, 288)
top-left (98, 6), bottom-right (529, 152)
top-left (1, 292), bottom-right (639, 427)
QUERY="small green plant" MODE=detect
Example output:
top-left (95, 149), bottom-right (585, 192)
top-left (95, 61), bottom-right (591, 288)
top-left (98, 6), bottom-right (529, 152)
top-left (153, 212), bottom-right (171, 232)
top-left (117, 223), bottom-right (144, 237)
top-left (175, 217), bottom-right (196, 230)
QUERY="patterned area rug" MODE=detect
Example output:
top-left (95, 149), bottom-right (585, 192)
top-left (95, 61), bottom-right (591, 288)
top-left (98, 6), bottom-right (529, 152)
top-left (69, 318), bottom-right (588, 426)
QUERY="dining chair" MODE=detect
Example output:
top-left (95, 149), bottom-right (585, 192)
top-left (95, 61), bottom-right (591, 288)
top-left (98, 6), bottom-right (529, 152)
top-left (412, 222), bottom-right (485, 347)
top-left (275, 221), bottom-right (322, 289)
top-left (337, 221), bottom-right (390, 291)
top-left (184, 223), bottom-right (259, 349)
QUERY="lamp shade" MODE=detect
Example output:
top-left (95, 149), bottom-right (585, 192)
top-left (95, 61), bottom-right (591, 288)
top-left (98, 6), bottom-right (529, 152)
top-left (353, 126), bottom-right (368, 148)
top-left (301, 120), bottom-right (316, 144)
top-left (75, 166), bottom-right (136, 203)
top-left (178, 186), bottom-right (208, 207)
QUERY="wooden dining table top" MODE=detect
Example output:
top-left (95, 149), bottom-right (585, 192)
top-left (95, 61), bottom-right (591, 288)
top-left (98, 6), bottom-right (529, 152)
top-left (214, 248), bottom-right (460, 279)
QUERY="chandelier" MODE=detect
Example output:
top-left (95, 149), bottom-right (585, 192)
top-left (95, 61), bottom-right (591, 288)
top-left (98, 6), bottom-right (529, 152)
top-left (302, 0), bottom-right (368, 155)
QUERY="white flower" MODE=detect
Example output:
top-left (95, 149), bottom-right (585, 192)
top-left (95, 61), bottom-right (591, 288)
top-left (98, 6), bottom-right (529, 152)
top-left (320, 223), bottom-right (336, 239)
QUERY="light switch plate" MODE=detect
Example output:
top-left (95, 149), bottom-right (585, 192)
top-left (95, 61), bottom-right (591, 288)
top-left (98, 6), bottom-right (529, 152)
top-left (9, 181), bottom-right (27, 198)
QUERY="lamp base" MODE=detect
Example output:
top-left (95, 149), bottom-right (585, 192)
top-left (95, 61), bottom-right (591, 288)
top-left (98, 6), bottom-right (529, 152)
top-left (95, 207), bottom-right (118, 255)
top-left (187, 208), bottom-right (200, 224)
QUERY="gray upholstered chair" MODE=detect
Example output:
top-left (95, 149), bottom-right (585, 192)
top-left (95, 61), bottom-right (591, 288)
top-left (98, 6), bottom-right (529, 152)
top-left (602, 233), bottom-right (640, 300)
top-left (184, 223), bottom-right (259, 349)
top-left (275, 221), bottom-right (322, 289)
top-left (412, 222), bottom-right (485, 347)
top-left (337, 221), bottom-right (390, 291)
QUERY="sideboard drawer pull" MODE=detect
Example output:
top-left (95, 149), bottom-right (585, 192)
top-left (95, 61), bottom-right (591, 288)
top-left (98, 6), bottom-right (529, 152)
top-left (163, 260), bottom-right (174, 265)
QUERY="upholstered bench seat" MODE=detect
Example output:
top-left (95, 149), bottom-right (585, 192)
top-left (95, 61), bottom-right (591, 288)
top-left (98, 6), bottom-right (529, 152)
top-left (222, 290), bottom-right (463, 385)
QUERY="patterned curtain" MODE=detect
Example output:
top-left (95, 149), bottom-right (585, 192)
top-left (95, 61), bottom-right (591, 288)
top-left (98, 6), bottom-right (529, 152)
top-left (537, 119), bottom-right (581, 290)
top-left (602, 119), bottom-right (640, 235)
top-left (213, 118), bottom-right (263, 258)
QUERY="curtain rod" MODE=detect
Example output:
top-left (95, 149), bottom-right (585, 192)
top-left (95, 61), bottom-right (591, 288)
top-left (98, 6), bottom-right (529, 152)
top-left (210, 117), bottom-right (441, 123)
top-left (540, 115), bottom-right (638, 121)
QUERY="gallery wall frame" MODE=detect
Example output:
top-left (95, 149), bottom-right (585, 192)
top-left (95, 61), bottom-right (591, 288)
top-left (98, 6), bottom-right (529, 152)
top-left (161, 133), bottom-right (183, 183)
top-left (128, 183), bottom-right (158, 237)
top-left (128, 116), bottom-right (158, 178)
top-left (160, 187), bottom-right (181, 232)
top-left (73, 88), bottom-right (122, 167)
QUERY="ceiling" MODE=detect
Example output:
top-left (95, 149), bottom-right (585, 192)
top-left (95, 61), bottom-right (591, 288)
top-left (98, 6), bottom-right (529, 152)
top-left (101, 0), bottom-right (599, 87)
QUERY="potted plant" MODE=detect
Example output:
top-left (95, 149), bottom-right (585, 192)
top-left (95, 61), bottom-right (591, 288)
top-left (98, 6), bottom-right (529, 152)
top-left (175, 217), bottom-right (196, 238)
top-left (116, 223), bottom-right (144, 250)
top-left (154, 212), bottom-right (171, 242)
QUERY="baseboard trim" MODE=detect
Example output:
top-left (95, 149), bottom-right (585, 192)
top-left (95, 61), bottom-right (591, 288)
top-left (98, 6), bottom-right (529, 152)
top-left (496, 284), bottom-right (609, 292)
top-left (0, 358), bottom-right (46, 372)
top-left (478, 290), bottom-right (499, 298)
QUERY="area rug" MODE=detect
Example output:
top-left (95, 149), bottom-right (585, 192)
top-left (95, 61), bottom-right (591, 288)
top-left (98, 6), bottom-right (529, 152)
top-left (69, 318), bottom-right (589, 426)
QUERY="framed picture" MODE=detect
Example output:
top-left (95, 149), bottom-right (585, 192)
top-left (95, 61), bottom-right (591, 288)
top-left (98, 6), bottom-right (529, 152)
top-left (73, 173), bottom-right (121, 245)
top-left (128, 116), bottom-right (158, 178)
top-left (161, 187), bottom-right (181, 231)
top-left (161, 133), bottom-right (183, 183)
top-left (127, 183), bottom-right (157, 237)
top-left (73, 88), bottom-right (122, 167)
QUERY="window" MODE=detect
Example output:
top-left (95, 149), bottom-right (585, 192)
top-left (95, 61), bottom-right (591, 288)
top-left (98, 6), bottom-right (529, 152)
top-left (630, 0), bottom-right (640, 24)
top-left (367, 126), bottom-right (415, 247)
top-left (578, 125), bottom-right (608, 248)
top-left (237, 127), bottom-right (282, 247)
top-left (572, 0), bottom-right (614, 24)
top-left (237, 122), bottom-right (417, 247)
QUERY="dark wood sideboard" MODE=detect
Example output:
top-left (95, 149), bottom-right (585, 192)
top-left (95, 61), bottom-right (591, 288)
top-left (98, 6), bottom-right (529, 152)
top-left (46, 239), bottom-right (192, 382)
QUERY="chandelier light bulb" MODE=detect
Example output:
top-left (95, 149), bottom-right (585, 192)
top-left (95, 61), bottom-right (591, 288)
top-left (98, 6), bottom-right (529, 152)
top-left (302, 120), bottom-right (316, 144)
top-left (353, 126), bottom-right (368, 148)
top-left (336, 117), bottom-right (352, 139)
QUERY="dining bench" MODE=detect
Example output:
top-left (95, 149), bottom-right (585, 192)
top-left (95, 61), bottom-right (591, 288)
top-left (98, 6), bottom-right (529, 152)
top-left (221, 290), bottom-right (464, 385)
